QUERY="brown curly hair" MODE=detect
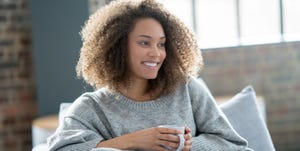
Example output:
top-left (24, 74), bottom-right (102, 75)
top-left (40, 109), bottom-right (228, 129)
top-left (76, 0), bottom-right (203, 95)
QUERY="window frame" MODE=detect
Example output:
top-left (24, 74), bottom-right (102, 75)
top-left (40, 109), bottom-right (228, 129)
top-left (189, 0), bottom-right (297, 49)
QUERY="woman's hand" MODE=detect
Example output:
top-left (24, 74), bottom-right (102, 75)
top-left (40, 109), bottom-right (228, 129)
top-left (182, 127), bottom-right (192, 151)
top-left (127, 127), bottom-right (184, 151)
top-left (97, 127), bottom-right (183, 151)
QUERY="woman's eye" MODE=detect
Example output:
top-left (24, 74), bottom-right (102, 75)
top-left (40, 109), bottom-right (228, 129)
top-left (138, 41), bottom-right (149, 46)
top-left (158, 42), bottom-right (165, 48)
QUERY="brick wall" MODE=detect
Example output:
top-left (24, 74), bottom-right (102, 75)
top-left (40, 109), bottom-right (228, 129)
top-left (200, 41), bottom-right (300, 151)
top-left (0, 0), bottom-right (37, 151)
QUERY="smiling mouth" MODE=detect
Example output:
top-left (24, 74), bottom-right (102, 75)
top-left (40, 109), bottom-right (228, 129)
top-left (143, 62), bottom-right (159, 67)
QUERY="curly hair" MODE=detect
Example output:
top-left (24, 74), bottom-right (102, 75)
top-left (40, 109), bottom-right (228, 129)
top-left (76, 0), bottom-right (203, 95)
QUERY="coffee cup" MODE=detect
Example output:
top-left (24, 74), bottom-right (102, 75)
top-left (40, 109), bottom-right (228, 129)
top-left (158, 125), bottom-right (185, 151)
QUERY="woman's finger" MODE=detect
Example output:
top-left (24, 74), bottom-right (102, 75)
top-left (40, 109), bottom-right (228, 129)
top-left (183, 137), bottom-right (192, 151)
top-left (152, 145), bottom-right (172, 151)
top-left (159, 134), bottom-right (180, 142)
top-left (184, 139), bottom-right (192, 146)
top-left (182, 146), bottom-right (192, 151)
top-left (157, 127), bottom-right (182, 134)
top-left (184, 133), bottom-right (192, 140)
top-left (158, 140), bottom-right (180, 150)
top-left (185, 127), bottom-right (191, 134)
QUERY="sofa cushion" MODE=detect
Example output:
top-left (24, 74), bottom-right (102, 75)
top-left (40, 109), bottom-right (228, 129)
top-left (59, 102), bottom-right (72, 124)
top-left (220, 86), bottom-right (275, 151)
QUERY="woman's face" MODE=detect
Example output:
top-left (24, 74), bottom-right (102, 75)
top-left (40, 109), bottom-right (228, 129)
top-left (127, 18), bottom-right (166, 80)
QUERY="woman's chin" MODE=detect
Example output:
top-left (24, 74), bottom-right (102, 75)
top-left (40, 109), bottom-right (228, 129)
top-left (145, 74), bottom-right (158, 80)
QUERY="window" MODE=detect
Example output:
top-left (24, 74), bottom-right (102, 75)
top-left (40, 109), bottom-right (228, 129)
top-left (158, 0), bottom-right (300, 49)
top-left (158, 0), bottom-right (194, 30)
top-left (196, 0), bottom-right (238, 48)
top-left (283, 0), bottom-right (300, 41)
top-left (239, 0), bottom-right (280, 45)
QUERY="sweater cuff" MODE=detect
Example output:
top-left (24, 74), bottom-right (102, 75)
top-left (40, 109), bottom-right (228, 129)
top-left (74, 138), bottom-right (103, 151)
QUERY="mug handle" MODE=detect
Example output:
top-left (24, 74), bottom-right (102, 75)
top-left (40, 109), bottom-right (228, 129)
top-left (176, 134), bottom-right (185, 151)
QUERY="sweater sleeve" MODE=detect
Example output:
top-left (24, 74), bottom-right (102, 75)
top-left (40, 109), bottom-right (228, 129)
top-left (47, 95), bottom-right (105, 151)
top-left (188, 77), bottom-right (253, 151)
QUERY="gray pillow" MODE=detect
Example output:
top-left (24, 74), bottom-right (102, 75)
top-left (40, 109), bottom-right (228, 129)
top-left (220, 86), bottom-right (275, 151)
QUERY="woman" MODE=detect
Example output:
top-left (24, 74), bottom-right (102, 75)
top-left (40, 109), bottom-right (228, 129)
top-left (48, 0), bottom-right (253, 150)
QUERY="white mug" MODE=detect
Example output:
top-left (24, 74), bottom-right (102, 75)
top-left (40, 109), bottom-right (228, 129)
top-left (158, 125), bottom-right (185, 151)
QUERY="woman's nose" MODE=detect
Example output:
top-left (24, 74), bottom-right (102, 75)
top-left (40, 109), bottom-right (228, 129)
top-left (149, 46), bottom-right (161, 57)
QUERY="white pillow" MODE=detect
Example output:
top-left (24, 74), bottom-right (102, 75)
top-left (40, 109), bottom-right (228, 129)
top-left (220, 86), bottom-right (275, 151)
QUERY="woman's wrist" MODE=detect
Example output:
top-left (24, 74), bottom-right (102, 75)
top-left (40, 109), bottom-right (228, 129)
top-left (95, 133), bottom-right (135, 150)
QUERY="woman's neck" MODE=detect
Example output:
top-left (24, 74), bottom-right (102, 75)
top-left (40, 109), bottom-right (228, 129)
top-left (118, 79), bottom-right (157, 102)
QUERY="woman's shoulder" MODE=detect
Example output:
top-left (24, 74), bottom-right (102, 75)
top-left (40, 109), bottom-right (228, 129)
top-left (185, 76), bottom-right (216, 106)
top-left (67, 87), bottom-right (111, 114)
top-left (186, 76), bottom-right (210, 93)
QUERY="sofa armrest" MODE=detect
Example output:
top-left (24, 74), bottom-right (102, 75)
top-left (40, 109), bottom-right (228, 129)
top-left (59, 102), bottom-right (72, 124)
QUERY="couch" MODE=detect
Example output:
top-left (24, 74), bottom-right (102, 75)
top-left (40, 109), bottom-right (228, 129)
top-left (32, 85), bottom-right (275, 151)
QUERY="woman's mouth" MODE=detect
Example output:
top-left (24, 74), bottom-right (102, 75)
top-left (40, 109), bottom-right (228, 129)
top-left (143, 62), bottom-right (158, 67)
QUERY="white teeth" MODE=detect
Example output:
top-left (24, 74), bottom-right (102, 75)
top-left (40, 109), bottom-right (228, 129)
top-left (144, 62), bottom-right (157, 67)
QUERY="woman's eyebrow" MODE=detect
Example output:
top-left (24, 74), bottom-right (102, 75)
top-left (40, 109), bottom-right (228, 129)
top-left (137, 35), bottom-right (166, 39)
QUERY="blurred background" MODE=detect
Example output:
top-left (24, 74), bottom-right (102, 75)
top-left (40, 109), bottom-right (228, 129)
top-left (0, 0), bottom-right (299, 150)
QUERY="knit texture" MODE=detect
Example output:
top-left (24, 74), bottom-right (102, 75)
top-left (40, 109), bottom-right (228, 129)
top-left (47, 77), bottom-right (253, 151)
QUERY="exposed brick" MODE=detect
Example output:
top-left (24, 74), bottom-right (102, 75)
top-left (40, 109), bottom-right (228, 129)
top-left (0, 39), bottom-right (14, 47)
top-left (6, 24), bottom-right (31, 33)
top-left (3, 138), bottom-right (17, 149)
top-left (293, 83), bottom-right (300, 92)
top-left (0, 61), bottom-right (18, 69)
top-left (19, 114), bottom-right (35, 125)
top-left (13, 126), bottom-right (31, 136)
top-left (202, 42), bottom-right (300, 150)
top-left (10, 14), bottom-right (24, 23)
top-left (18, 49), bottom-right (30, 58)
top-left (20, 2), bottom-right (29, 10)
top-left (0, 3), bottom-right (17, 10)
top-left (0, 96), bottom-right (8, 104)
top-left (19, 36), bottom-right (31, 46)
top-left (18, 70), bottom-right (30, 79)
top-left (0, 0), bottom-right (37, 150)
top-left (0, 85), bottom-right (24, 91)
top-left (22, 139), bottom-right (32, 151)
top-left (0, 15), bottom-right (6, 22)
top-left (18, 92), bottom-right (34, 102)
top-left (0, 72), bottom-right (7, 80)
top-left (0, 130), bottom-right (8, 138)
top-left (297, 52), bottom-right (300, 61)
top-left (2, 117), bottom-right (16, 126)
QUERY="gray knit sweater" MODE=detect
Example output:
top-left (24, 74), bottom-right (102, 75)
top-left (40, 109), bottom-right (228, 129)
top-left (47, 77), bottom-right (253, 151)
